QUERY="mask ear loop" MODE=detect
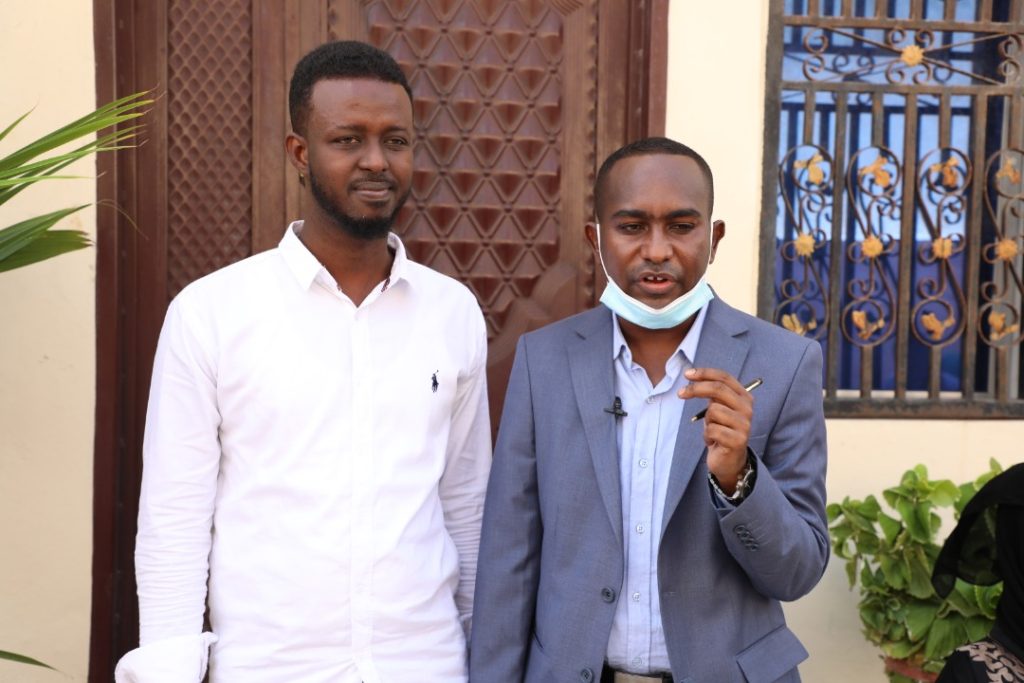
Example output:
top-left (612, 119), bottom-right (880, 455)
top-left (594, 223), bottom-right (613, 282)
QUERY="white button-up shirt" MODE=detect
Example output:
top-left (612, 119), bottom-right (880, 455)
top-left (115, 222), bottom-right (492, 683)
top-left (606, 307), bottom-right (706, 674)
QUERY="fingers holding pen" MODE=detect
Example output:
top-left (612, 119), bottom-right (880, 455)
top-left (678, 368), bottom-right (757, 482)
top-left (677, 367), bottom-right (754, 418)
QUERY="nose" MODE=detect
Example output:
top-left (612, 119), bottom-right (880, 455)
top-left (641, 228), bottom-right (672, 263)
top-left (358, 138), bottom-right (389, 172)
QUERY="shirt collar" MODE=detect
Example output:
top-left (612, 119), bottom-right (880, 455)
top-left (278, 220), bottom-right (412, 292)
top-left (611, 304), bottom-right (709, 366)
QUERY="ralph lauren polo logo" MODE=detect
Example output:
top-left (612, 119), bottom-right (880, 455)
top-left (431, 371), bottom-right (439, 393)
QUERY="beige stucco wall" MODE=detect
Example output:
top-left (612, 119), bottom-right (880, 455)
top-left (667, 2), bottom-right (1022, 681)
top-left (0, 1), bottom-right (96, 681)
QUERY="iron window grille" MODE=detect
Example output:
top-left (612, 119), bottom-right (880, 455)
top-left (758, 0), bottom-right (1024, 417)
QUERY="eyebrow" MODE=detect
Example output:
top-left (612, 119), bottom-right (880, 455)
top-left (611, 207), bottom-right (703, 220)
top-left (324, 123), bottom-right (411, 134)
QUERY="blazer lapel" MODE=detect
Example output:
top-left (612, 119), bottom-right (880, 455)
top-left (661, 299), bottom-right (751, 538)
top-left (568, 308), bottom-right (623, 545)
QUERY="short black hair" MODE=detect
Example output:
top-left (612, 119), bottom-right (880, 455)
top-left (594, 136), bottom-right (715, 218)
top-left (288, 40), bottom-right (413, 135)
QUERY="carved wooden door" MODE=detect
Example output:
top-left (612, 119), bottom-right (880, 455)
top-left (92, 0), bottom-right (665, 680)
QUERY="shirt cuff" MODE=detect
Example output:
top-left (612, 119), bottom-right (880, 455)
top-left (114, 632), bottom-right (218, 683)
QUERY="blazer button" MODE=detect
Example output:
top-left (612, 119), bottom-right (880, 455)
top-left (580, 668), bottom-right (594, 682)
top-left (601, 587), bottom-right (616, 602)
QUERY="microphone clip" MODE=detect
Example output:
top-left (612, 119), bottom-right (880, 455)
top-left (604, 396), bottom-right (628, 418)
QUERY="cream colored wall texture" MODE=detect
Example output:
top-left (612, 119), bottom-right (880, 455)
top-left (0, 1), bottom-right (96, 681)
top-left (666, 2), bottom-right (1022, 682)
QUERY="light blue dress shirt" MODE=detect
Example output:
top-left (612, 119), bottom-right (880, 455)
top-left (605, 307), bottom-right (708, 674)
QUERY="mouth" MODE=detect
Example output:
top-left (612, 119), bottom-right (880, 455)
top-left (635, 272), bottom-right (679, 296)
top-left (352, 180), bottom-right (395, 203)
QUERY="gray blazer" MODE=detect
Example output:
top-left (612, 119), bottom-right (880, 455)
top-left (470, 299), bottom-right (829, 683)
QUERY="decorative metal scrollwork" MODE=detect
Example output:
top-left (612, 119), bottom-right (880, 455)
top-left (842, 146), bottom-right (901, 347)
top-left (775, 144), bottom-right (832, 340)
top-left (911, 147), bottom-right (970, 348)
top-left (979, 148), bottom-right (1024, 347)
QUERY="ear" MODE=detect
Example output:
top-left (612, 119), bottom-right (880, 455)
top-left (709, 220), bottom-right (726, 264)
top-left (584, 221), bottom-right (600, 254)
top-left (285, 132), bottom-right (309, 174)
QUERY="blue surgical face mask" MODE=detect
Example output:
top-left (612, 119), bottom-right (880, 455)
top-left (595, 223), bottom-right (715, 330)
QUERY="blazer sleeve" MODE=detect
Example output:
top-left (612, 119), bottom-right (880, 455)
top-left (716, 339), bottom-right (829, 601)
top-left (469, 337), bottom-right (540, 682)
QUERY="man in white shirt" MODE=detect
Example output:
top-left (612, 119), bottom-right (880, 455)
top-left (115, 40), bottom-right (492, 683)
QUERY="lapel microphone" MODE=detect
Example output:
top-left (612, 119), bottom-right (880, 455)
top-left (604, 396), bottom-right (628, 418)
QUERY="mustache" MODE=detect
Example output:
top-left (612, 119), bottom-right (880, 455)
top-left (350, 173), bottom-right (395, 187)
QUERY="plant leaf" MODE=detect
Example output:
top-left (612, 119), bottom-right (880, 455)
top-left (0, 230), bottom-right (91, 273)
top-left (927, 480), bottom-right (960, 507)
top-left (859, 495), bottom-right (882, 521)
top-left (904, 601), bottom-right (937, 641)
top-left (0, 650), bottom-right (55, 669)
top-left (906, 546), bottom-right (936, 599)
top-left (0, 109), bottom-right (32, 144)
top-left (0, 91), bottom-right (151, 171)
top-left (924, 616), bottom-right (966, 660)
top-left (0, 205), bottom-right (89, 262)
top-left (878, 511), bottom-right (902, 545)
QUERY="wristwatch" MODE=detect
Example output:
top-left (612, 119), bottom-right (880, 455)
top-left (709, 456), bottom-right (757, 503)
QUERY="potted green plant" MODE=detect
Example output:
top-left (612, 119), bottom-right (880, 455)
top-left (827, 460), bottom-right (1004, 682)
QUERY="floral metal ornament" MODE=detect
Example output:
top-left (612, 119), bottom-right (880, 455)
top-left (930, 157), bottom-right (962, 190)
top-left (994, 238), bottom-right (1020, 262)
top-left (794, 232), bottom-right (816, 257)
top-left (794, 153), bottom-right (827, 185)
top-left (861, 234), bottom-right (885, 259)
top-left (920, 312), bottom-right (955, 341)
top-left (987, 311), bottom-right (1020, 343)
top-left (781, 312), bottom-right (817, 337)
top-left (858, 155), bottom-right (894, 189)
top-left (996, 157), bottom-right (1021, 185)
top-left (851, 309), bottom-right (886, 340)
top-left (932, 237), bottom-right (953, 260)
top-left (900, 44), bottom-right (925, 67)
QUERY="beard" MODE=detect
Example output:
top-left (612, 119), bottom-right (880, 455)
top-left (308, 168), bottom-right (410, 241)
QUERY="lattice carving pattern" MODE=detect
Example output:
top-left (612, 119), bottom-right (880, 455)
top-left (166, 0), bottom-right (254, 299)
top-left (332, 0), bottom-right (567, 338)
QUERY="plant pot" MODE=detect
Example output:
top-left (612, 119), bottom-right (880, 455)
top-left (884, 656), bottom-right (939, 683)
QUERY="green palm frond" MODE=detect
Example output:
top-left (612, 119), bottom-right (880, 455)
top-left (0, 91), bottom-right (151, 272)
top-left (0, 649), bottom-right (55, 670)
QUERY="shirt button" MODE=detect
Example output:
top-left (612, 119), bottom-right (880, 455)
top-left (646, 395), bottom-right (655, 404)
top-left (632, 591), bottom-right (641, 601)
top-left (636, 523), bottom-right (645, 534)
top-left (601, 587), bottom-right (616, 603)
top-left (633, 657), bottom-right (643, 667)
top-left (639, 459), bottom-right (648, 468)
top-left (579, 668), bottom-right (594, 682)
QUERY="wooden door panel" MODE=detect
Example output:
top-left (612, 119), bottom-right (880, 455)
top-left (328, 0), bottom-right (597, 425)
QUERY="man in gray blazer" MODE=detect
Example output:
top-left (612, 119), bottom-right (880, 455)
top-left (470, 137), bottom-right (828, 683)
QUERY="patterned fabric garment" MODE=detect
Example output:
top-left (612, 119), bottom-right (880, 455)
top-left (937, 638), bottom-right (1024, 683)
